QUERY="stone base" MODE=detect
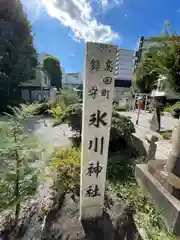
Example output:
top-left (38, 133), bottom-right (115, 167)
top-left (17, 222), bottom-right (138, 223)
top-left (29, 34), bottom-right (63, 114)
top-left (148, 160), bottom-right (180, 200)
top-left (135, 163), bottom-right (180, 236)
top-left (42, 193), bottom-right (140, 240)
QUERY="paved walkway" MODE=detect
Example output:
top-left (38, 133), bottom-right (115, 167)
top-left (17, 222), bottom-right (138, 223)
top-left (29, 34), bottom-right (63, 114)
top-left (120, 111), bottom-right (178, 160)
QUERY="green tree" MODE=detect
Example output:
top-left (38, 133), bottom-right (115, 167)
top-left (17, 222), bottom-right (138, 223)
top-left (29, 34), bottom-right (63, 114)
top-left (0, 107), bottom-right (41, 222)
top-left (151, 35), bottom-right (180, 94)
top-left (0, 0), bottom-right (37, 112)
top-left (133, 48), bottom-right (159, 93)
top-left (133, 26), bottom-right (180, 95)
top-left (43, 55), bottom-right (62, 89)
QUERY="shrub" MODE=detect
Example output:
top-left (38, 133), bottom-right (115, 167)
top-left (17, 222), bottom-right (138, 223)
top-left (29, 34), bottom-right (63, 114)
top-left (171, 102), bottom-right (180, 119)
top-left (114, 105), bottom-right (127, 112)
top-left (57, 89), bottom-right (79, 106)
top-left (48, 102), bottom-right (67, 126)
top-left (59, 104), bottom-right (135, 151)
top-left (21, 102), bottom-right (40, 115)
top-left (50, 147), bottom-right (81, 196)
top-left (163, 106), bottom-right (171, 113)
top-left (21, 102), bottom-right (50, 116)
top-left (61, 103), bottom-right (82, 137)
top-left (110, 111), bottom-right (135, 141)
top-left (172, 101), bottom-right (180, 109)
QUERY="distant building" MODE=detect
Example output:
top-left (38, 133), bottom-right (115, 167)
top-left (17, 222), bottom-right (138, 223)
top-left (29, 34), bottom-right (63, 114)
top-left (114, 48), bottom-right (134, 103)
top-left (62, 72), bottom-right (83, 89)
top-left (19, 67), bottom-right (56, 101)
top-left (134, 37), bottom-right (157, 69)
top-left (133, 36), bottom-right (169, 72)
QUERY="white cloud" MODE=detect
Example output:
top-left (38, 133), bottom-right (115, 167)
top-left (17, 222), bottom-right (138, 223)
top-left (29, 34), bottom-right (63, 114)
top-left (101, 0), bottom-right (108, 7)
top-left (99, 0), bottom-right (123, 7)
top-left (40, 0), bottom-right (119, 43)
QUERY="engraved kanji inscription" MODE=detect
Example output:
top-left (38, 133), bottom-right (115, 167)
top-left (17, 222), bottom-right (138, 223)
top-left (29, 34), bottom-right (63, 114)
top-left (88, 137), bottom-right (104, 155)
top-left (104, 59), bottom-right (113, 72)
top-left (86, 185), bottom-right (101, 197)
top-left (86, 161), bottom-right (103, 178)
top-left (88, 86), bottom-right (98, 99)
top-left (90, 59), bottom-right (100, 72)
top-left (101, 89), bottom-right (110, 99)
top-left (89, 110), bottom-right (107, 128)
top-left (103, 77), bottom-right (112, 85)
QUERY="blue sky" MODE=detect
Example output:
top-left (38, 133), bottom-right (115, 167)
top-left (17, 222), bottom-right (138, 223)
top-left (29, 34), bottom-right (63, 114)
top-left (22, 0), bottom-right (180, 74)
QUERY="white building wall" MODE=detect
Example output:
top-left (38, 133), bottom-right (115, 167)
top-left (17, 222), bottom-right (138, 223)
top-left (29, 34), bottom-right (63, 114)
top-left (114, 49), bottom-right (134, 103)
top-left (62, 72), bottom-right (82, 88)
top-left (116, 49), bottom-right (134, 80)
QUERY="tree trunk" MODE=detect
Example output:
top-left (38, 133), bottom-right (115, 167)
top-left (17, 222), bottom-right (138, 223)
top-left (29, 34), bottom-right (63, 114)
top-left (15, 155), bottom-right (20, 223)
top-left (14, 132), bottom-right (21, 223)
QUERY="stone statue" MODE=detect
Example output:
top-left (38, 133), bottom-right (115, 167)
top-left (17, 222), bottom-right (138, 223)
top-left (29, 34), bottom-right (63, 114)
top-left (165, 120), bottom-right (180, 178)
top-left (150, 99), bottom-right (161, 132)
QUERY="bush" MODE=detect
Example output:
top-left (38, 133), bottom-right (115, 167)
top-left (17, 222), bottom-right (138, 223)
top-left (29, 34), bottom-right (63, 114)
top-left (114, 105), bottom-right (127, 112)
top-left (171, 102), bottom-right (180, 119)
top-left (57, 89), bottom-right (79, 106)
top-left (48, 102), bottom-right (67, 126)
top-left (50, 147), bottom-right (80, 196)
top-left (110, 111), bottom-right (135, 141)
top-left (21, 102), bottom-right (50, 116)
top-left (163, 106), bottom-right (171, 113)
top-left (61, 103), bottom-right (82, 137)
top-left (59, 103), bottom-right (135, 151)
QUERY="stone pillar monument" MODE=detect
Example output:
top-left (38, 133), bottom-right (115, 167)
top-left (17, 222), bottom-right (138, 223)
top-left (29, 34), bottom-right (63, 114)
top-left (80, 42), bottom-right (117, 220)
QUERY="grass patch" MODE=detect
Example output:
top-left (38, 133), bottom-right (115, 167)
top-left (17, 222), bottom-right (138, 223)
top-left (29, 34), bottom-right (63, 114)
top-left (160, 130), bottom-right (172, 140)
top-left (50, 146), bottom-right (178, 239)
top-left (107, 157), bottom-right (179, 239)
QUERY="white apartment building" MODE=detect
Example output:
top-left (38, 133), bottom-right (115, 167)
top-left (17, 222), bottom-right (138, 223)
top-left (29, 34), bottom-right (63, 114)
top-left (114, 49), bottom-right (134, 103)
top-left (62, 72), bottom-right (82, 89)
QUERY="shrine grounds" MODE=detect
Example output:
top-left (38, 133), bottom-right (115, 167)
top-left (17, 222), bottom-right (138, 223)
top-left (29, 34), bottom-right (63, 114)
top-left (0, 98), bottom-right (179, 239)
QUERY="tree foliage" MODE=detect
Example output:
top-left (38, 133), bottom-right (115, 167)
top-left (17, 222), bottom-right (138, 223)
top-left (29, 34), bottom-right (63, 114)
top-left (0, 0), bottom-right (37, 111)
top-left (133, 49), bottom-right (159, 93)
top-left (133, 31), bottom-right (180, 94)
top-left (151, 36), bottom-right (180, 94)
top-left (43, 56), bottom-right (62, 89)
top-left (0, 107), bottom-right (42, 221)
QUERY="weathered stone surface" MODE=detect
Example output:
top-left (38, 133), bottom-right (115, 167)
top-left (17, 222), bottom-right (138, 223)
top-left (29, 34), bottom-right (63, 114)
top-left (150, 101), bottom-right (161, 132)
top-left (165, 120), bottom-right (180, 178)
top-left (42, 193), bottom-right (140, 240)
top-left (80, 42), bottom-right (117, 219)
top-left (135, 163), bottom-right (180, 236)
